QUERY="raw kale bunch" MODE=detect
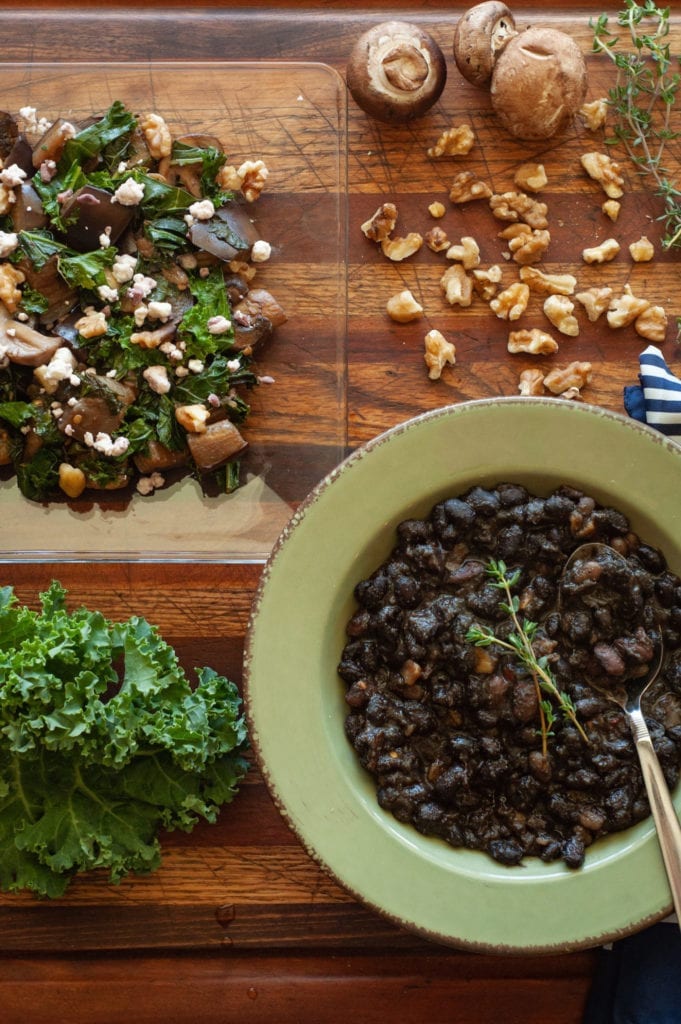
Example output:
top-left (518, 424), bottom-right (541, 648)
top-left (0, 581), bottom-right (249, 897)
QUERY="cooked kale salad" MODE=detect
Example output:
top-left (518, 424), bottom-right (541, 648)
top-left (0, 101), bottom-right (285, 501)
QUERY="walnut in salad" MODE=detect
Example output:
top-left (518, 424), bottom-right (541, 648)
top-left (0, 102), bottom-right (285, 501)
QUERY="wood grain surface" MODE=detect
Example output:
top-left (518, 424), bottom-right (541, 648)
top-left (1, 3), bottom-right (680, 1022)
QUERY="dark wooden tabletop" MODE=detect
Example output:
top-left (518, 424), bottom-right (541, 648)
top-left (1, 3), bottom-right (680, 1022)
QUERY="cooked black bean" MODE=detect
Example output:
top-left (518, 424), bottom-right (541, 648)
top-left (339, 484), bottom-right (681, 869)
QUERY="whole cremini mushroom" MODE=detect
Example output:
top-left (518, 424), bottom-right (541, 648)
top-left (490, 25), bottom-right (588, 140)
top-left (453, 2), bottom-right (517, 87)
top-left (346, 21), bottom-right (447, 124)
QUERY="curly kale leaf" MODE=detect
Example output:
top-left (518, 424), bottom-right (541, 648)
top-left (0, 582), bottom-right (249, 897)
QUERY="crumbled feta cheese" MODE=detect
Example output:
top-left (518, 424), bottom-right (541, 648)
top-left (187, 359), bottom-right (204, 374)
top-left (99, 228), bottom-right (111, 249)
top-left (136, 471), bottom-right (165, 495)
top-left (143, 364), bottom-right (171, 394)
top-left (112, 177), bottom-right (146, 206)
top-left (112, 253), bottom-right (137, 283)
top-left (0, 230), bottom-right (18, 258)
top-left (97, 284), bottom-right (119, 303)
top-left (84, 431), bottom-right (130, 457)
top-left (188, 199), bottom-right (215, 222)
top-left (174, 366), bottom-right (190, 378)
top-left (159, 340), bottom-right (183, 362)
top-left (227, 358), bottom-right (241, 372)
top-left (128, 273), bottom-right (157, 301)
top-left (0, 164), bottom-right (27, 188)
top-left (33, 347), bottom-right (77, 395)
top-left (147, 300), bottom-right (172, 322)
top-left (251, 239), bottom-right (272, 263)
top-left (64, 423), bottom-right (75, 436)
top-left (207, 315), bottom-right (232, 335)
top-left (134, 304), bottom-right (148, 327)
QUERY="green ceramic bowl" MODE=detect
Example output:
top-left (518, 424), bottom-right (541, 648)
top-left (243, 398), bottom-right (681, 954)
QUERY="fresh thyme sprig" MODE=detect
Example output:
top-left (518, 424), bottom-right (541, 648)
top-left (591, 1), bottom-right (681, 250)
top-left (465, 559), bottom-right (588, 757)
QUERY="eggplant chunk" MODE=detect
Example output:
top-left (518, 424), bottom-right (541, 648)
top-left (188, 200), bottom-right (261, 261)
top-left (61, 185), bottom-right (134, 251)
top-left (17, 253), bottom-right (79, 326)
top-left (12, 182), bottom-right (48, 232)
top-left (187, 419), bottom-right (247, 472)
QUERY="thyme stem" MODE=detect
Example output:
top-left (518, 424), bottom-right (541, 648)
top-left (466, 559), bottom-right (589, 756)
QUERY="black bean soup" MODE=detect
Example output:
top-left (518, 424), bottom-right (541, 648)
top-left (338, 484), bottom-right (681, 868)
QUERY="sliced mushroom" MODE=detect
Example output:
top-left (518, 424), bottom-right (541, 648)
top-left (490, 26), bottom-right (588, 140)
top-left (0, 307), bottom-right (61, 367)
top-left (187, 418), bottom-right (247, 472)
top-left (453, 2), bottom-right (517, 87)
top-left (134, 439), bottom-right (188, 475)
top-left (58, 396), bottom-right (125, 443)
top-left (346, 21), bottom-right (447, 124)
top-left (234, 288), bottom-right (287, 329)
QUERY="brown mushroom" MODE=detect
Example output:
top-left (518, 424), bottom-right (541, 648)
top-left (490, 26), bottom-right (588, 140)
top-left (187, 418), bottom-right (247, 472)
top-left (0, 305), bottom-right (61, 367)
top-left (134, 439), bottom-right (188, 475)
top-left (453, 2), bottom-right (517, 87)
top-left (346, 21), bottom-right (447, 124)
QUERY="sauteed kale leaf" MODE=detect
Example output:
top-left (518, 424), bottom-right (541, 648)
top-left (0, 101), bottom-right (284, 501)
top-left (0, 581), bottom-right (249, 897)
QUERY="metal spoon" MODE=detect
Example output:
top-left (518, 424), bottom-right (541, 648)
top-left (560, 541), bottom-right (681, 923)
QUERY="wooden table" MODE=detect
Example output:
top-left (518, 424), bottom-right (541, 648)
top-left (1, 3), bottom-right (679, 1021)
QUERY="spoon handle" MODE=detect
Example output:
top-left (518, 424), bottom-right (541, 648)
top-left (629, 707), bottom-right (681, 926)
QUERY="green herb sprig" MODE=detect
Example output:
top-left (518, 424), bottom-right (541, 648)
top-left (465, 559), bottom-right (588, 757)
top-left (591, 1), bottom-right (681, 250)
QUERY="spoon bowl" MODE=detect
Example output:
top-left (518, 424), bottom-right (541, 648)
top-left (560, 541), bottom-right (681, 925)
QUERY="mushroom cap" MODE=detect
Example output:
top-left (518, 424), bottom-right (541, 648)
top-left (453, 2), bottom-right (517, 87)
top-left (346, 20), bottom-right (447, 125)
top-left (490, 26), bottom-right (588, 140)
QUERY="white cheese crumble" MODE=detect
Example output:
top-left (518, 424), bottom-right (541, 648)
top-left (111, 253), bottom-right (137, 283)
top-left (147, 300), bottom-right (172, 322)
top-left (33, 347), bottom-right (77, 395)
top-left (188, 198), bottom-right (215, 222)
top-left (0, 231), bottom-right (19, 257)
top-left (112, 177), bottom-right (146, 206)
top-left (207, 315), bottom-right (232, 335)
top-left (83, 431), bottom-right (130, 457)
top-left (97, 284), bottom-right (119, 303)
top-left (0, 164), bottom-right (27, 188)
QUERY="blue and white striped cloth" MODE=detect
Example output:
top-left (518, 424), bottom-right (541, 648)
top-left (624, 345), bottom-right (681, 440)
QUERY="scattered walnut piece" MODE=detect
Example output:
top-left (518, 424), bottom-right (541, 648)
top-left (427, 124), bottom-right (475, 158)
top-left (428, 201), bottom-right (446, 218)
top-left (634, 304), bottom-right (668, 343)
top-left (0, 262), bottom-right (25, 312)
top-left (602, 199), bottom-right (621, 222)
top-left (361, 202), bottom-right (398, 242)
top-left (508, 328), bottom-right (559, 355)
top-left (581, 151), bottom-right (625, 199)
top-left (472, 264), bottom-right (502, 301)
top-left (543, 361), bottom-right (592, 395)
top-left (425, 226), bottom-right (450, 252)
top-left (446, 236), bottom-right (480, 269)
top-left (518, 367), bottom-right (545, 396)
top-left (629, 236), bottom-right (655, 262)
top-left (75, 309), bottom-right (108, 339)
top-left (381, 232), bottom-right (423, 261)
top-left (140, 112), bottom-right (172, 159)
top-left (606, 284), bottom-right (650, 328)
top-left (489, 192), bottom-right (549, 230)
top-left (449, 170), bottom-right (492, 204)
top-left (424, 329), bottom-right (456, 379)
top-left (543, 294), bottom-right (579, 337)
top-left (513, 163), bottom-right (548, 193)
top-left (580, 98), bottom-right (608, 131)
top-left (0, 185), bottom-right (14, 216)
top-left (440, 264), bottom-right (473, 307)
top-left (519, 266), bottom-right (576, 296)
top-left (490, 282), bottom-right (530, 321)
top-left (386, 289), bottom-right (424, 323)
top-left (575, 286), bottom-right (613, 322)
top-left (582, 237), bottom-right (620, 264)
top-left (508, 228), bottom-right (551, 266)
